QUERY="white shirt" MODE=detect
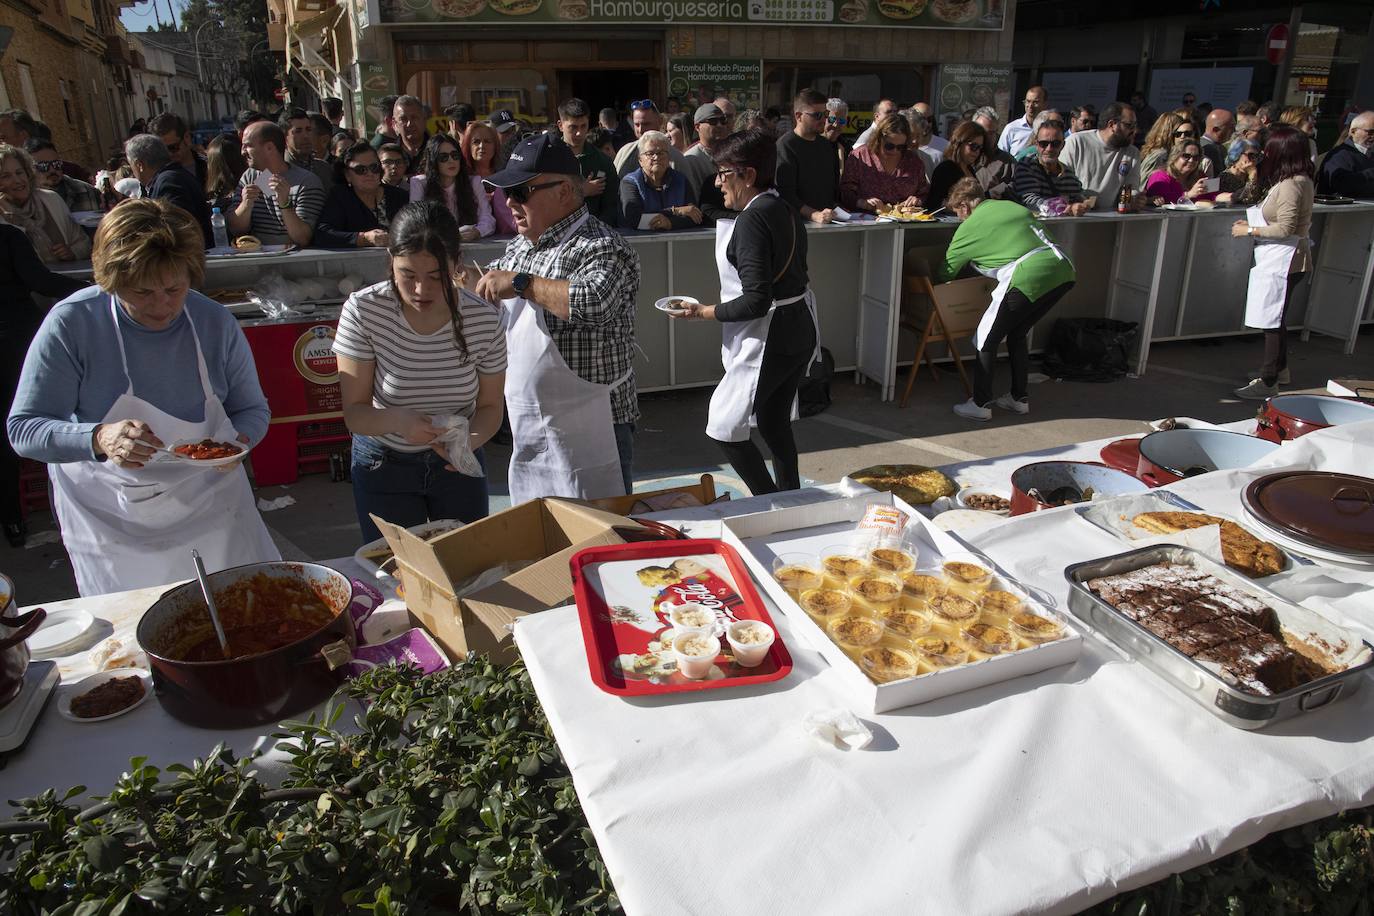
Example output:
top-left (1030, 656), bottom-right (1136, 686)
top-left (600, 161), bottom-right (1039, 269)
top-left (925, 135), bottom-right (949, 154)
top-left (999, 117), bottom-right (1035, 155)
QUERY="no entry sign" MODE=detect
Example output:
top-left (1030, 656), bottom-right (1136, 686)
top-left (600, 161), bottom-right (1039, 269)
top-left (1266, 23), bottom-right (1289, 66)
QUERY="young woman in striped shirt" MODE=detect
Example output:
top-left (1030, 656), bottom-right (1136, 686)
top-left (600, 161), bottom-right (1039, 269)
top-left (333, 202), bottom-right (507, 543)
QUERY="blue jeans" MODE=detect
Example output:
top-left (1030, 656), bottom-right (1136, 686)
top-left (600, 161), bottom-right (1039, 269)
top-left (351, 435), bottom-right (489, 544)
top-left (614, 422), bottom-right (635, 494)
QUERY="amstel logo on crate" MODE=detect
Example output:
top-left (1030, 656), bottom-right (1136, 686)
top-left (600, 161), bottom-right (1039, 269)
top-left (293, 325), bottom-right (338, 385)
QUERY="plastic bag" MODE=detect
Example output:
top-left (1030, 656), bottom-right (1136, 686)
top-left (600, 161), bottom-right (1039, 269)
top-left (431, 414), bottom-right (484, 477)
top-left (1040, 318), bottom-right (1138, 382)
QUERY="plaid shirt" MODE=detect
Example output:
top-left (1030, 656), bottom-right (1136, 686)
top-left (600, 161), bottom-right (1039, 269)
top-left (490, 206), bottom-right (641, 424)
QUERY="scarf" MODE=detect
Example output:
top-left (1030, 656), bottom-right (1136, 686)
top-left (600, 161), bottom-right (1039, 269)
top-left (0, 189), bottom-right (60, 263)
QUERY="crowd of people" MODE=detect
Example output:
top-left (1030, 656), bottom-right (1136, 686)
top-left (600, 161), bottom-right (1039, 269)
top-left (0, 88), bottom-right (1371, 591)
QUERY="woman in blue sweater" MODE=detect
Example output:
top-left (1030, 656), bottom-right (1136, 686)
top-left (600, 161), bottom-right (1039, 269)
top-left (6, 199), bottom-right (279, 595)
top-left (620, 131), bottom-right (702, 230)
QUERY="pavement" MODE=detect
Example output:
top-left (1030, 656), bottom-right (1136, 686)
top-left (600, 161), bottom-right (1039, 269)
top-left (5, 331), bottom-right (1369, 605)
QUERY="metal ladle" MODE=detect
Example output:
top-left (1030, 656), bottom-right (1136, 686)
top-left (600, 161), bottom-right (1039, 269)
top-left (191, 549), bottom-right (231, 658)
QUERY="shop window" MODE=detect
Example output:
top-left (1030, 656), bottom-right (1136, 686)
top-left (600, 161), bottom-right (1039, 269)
top-left (764, 65), bottom-right (927, 119)
top-left (408, 68), bottom-right (550, 123)
top-left (534, 42), bottom-right (591, 62)
top-left (16, 63), bottom-right (40, 119)
top-left (404, 43), bottom-right (464, 62)
top-left (470, 41), bottom-right (528, 63)
top-left (597, 40), bottom-right (650, 61)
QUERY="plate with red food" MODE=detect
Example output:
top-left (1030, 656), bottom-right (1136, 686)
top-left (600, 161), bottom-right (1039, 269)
top-left (57, 667), bottom-right (153, 722)
top-left (164, 438), bottom-right (247, 467)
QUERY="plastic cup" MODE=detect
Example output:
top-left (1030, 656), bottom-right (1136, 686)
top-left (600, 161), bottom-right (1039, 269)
top-left (1009, 611), bottom-right (1066, 644)
top-left (960, 622), bottom-right (1016, 655)
top-left (726, 620), bottom-right (775, 668)
top-left (772, 553), bottom-right (823, 598)
top-left (820, 546), bottom-right (870, 585)
top-left (913, 636), bottom-right (969, 670)
top-left (847, 571), bottom-right (903, 614)
top-left (672, 630), bottom-right (721, 679)
top-left (799, 587), bottom-right (851, 622)
top-left (867, 538), bottom-right (918, 575)
top-left (942, 558), bottom-right (995, 595)
top-left (929, 594), bottom-right (981, 626)
top-left (860, 645), bottom-right (919, 684)
top-left (826, 614), bottom-right (885, 650)
top-left (668, 602), bottom-right (717, 635)
top-left (900, 570), bottom-right (948, 609)
top-left (880, 606), bottom-right (932, 639)
top-left (978, 589), bottom-right (1024, 619)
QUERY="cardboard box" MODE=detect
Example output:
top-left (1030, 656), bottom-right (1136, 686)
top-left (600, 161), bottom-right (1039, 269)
top-left (373, 499), bottom-right (633, 663)
top-left (720, 493), bottom-right (1082, 713)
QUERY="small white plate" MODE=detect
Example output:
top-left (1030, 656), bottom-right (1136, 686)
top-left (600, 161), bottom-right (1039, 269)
top-left (29, 608), bottom-right (97, 659)
top-left (159, 439), bottom-right (249, 468)
top-left (207, 243), bottom-right (292, 258)
top-left (933, 509), bottom-right (1005, 533)
top-left (57, 668), bottom-right (153, 723)
top-left (953, 486), bottom-right (1013, 515)
top-left (654, 295), bottom-right (699, 313)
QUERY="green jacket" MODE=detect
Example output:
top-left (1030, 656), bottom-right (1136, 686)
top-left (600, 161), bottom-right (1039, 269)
top-left (575, 146), bottom-right (620, 227)
top-left (938, 199), bottom-right (1075, 301)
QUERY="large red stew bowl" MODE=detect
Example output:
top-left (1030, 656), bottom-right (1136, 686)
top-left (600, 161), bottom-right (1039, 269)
top-left (1256, 395), bottom-right (1374, 443)
top-left (1009, 461), bottom-right (1151, 515)
top-left (136, 562), bottom-right (379, 728)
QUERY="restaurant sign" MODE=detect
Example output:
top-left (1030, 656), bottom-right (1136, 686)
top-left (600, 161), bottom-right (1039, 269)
top-left (668, 58), bottom-right (761, 112)
top-left (935, 62), bottom-right (1012, 136)
top-left (379, 0), bottom-right (1005, 29)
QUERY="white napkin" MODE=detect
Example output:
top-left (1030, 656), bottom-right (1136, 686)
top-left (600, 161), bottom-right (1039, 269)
top-left (803, 708), bottom-right (873, 751)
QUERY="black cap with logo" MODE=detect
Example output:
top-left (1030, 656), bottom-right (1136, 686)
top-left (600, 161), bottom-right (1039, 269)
top-left (483, 133), bottom-right (582, 189)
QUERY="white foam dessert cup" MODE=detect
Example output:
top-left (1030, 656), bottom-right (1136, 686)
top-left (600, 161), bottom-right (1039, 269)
top-left (668, 601), bottom-right (718, 636)
top-left (726, 620), bottom-right (776, 668)
top-left (673, 630), bottom-right (722, 679)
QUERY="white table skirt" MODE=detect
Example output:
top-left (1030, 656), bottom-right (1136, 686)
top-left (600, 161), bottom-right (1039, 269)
top-left (514, 419), bottom-right (1374, 915)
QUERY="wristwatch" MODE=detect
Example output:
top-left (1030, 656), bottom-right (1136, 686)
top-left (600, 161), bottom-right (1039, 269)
top-left (511, 272), bottom-right (533, 297)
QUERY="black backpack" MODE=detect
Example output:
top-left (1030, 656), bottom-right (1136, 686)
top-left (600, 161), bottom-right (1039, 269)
top-left (1041, 319), bottom-right (1138, 382)
top-left (798, 346), bottom-right (835, 417)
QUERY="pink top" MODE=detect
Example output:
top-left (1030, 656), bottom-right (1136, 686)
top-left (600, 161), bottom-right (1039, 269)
top-left (408, 173), bottom-right (496, 236)
top-left (488, 186), bottom-right (517, 235)
top-left (839, 144), bottom-right (931, 211)
top-left (1143, 169), bottom-right (1219, 204)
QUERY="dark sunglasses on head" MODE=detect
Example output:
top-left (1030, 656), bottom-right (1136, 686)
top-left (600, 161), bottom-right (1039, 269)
top-left (33, 160), bottom-right (64, 173)
top-left (503, 179), bottom-right (565, 203)
top-left (1036, 139), bottom-right (1064, 149)
top-left (349, 163), bottom-right (383, 175)
top-left (434, 151), bottom-right (461, 163)
top-left (629, 100), bottom-right (657, 111)
top-left (882, 141), bottom-right (909, 152)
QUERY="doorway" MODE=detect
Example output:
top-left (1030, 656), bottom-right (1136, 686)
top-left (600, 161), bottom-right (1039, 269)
top-left (559, 69), bottom-right (652, 115)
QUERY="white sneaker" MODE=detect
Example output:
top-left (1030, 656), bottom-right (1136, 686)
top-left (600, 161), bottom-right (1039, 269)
top-left (1234, 378), bottom-right (1277, 401)
top-left (993, 393), bottom-right (1030, 415)
top-left (953, 398), bottom-right (992, 421)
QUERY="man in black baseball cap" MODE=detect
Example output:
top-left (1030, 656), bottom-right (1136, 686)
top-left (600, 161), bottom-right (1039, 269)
top-left (475, 132), bottom-right (642, 503)
top-left (490, 109), bottom-right (522, 159)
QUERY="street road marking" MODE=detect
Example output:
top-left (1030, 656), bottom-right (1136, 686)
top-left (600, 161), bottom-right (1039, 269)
top-left (810, 413), bottom-right (985, 463)
top-left (1147, 363), bottom-right (1239, 386)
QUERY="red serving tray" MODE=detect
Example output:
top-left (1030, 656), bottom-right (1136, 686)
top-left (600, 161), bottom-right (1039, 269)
top-left (571, 538), bottom-right (793, 697)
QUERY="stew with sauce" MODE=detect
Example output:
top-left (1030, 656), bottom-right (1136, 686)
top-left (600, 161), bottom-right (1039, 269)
top-left (173, 574), bottom-right (336, 662)
top-left (174, 439), bottom-right (242, 460)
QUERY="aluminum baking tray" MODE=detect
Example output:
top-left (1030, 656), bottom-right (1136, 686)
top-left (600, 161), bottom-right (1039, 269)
top-left (1064, 545), bottom-right (1373, 730)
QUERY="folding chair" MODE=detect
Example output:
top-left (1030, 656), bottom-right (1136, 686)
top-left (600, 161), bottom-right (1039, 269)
top-left (899, 275), bottom-right (995, 408)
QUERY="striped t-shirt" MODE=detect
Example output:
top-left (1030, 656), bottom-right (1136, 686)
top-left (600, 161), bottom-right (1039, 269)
top-left (332, 280), bottom-right (507, 452)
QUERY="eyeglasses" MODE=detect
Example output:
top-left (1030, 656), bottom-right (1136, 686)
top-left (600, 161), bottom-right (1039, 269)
top-left (699, 117), bottom-right (726, 126)
top-left (629, 100), bottom-right (657, 111)
top-left (1178, 153), bottom-right (1199, 160)
top-left (715, 167), bottom-right (745, 178)
top-left (166, 141), bottom-right (183, 154)
top-left (503, 179), bottom-right (565, 203)
top-left (965, 142), bottom-right (984, 152)
top-left (1036, 139), bottom-right (1064, 149)
top-left (640, 149), bottom-right (667, 159)
top-left (434, 151), bottom-right (461, 163)
top-left (348, 163), bottom-right (383, 175)
top-left (882, 141), bottom-right (909, 152)
top-left (1173, 129), bottom-right (1196, 137)
top-left (827, 116), bottom-right (848, 126)
top-left (380, 158), bottom-right (405, 168)
top-left (33, 160), bottom-right (64, 173)
top-left (800, 110), bottom-right (826, 120)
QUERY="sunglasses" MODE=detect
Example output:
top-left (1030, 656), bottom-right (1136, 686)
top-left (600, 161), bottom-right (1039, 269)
top-left (166, 141), bottom-right (183, 154)
top-left (640, 149), bottom-right (667, 159)
top-left (965, 142), bottom-right (984, 152)
top-left (1036, 139), bottom-right (1064, 149)
top-left (827, 116), bottom-right (848, 126)
top-left (1173, 129), bottom-right (1196, 137)
top-left (629, 100), bottom-right (657, 111)
top-left (698, 117), bottom-right (725, 126)
top-left (380, 158), bottom-right (405, 167)
top-left (503, 179), bottom-right (565, 203)
top-left (33, 160), bottom-right (64, 173)
top-left (1178, 153), bottom-right (1199, 160)
top-left (434, 151), bottom-right (461, 163)
top-left (349, 163), bottom-right (383, 175)
top-left (800, 110), bottom-right (826, 120)
top-left (882, 141), bottom-right (909, 152)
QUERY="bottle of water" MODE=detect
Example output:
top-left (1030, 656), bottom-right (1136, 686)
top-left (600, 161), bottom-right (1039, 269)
top-left (211, 207), bottom-right (229, 249)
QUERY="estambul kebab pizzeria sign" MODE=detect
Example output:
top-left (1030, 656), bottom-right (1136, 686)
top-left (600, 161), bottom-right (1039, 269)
top-left (379, 0), bottom-right (1005, 30)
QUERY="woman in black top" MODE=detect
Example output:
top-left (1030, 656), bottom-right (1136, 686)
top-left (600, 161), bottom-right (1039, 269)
top-left (313, 143), bottom-right (409, 249)
top-left (669, 128), bottom-right (817, 495)
top-left (0, 223), bottom-right (86, 545)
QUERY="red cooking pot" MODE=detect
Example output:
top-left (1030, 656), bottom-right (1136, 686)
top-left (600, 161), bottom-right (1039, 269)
top-left (1134, 429), bottom-right (1280, 487)
top-left (0, 573), bottom-right (47, 708)
top-left (136, 562), bottom-right (381, 728)
top-left (1009, 461), bottom-right (1151, 515)
top-left (1256, 395), bottom-right (1374, 443)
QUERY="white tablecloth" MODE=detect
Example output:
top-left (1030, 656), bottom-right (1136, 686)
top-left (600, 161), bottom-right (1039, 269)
top-left (514, 420), bottom-right (1374, 915)
top-left (1, 558), bottom-right (407, 803)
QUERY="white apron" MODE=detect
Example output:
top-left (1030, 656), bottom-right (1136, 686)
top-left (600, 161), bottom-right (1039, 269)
top-left (706, 191), bottom-right (819, 443)
top-left (1243, 204), bottom-right (1299, 330)
top-left (50, 297), bottom-right (279, 597)
top-left (972, 224), bottom-right (1072, 350)
top-left (503, 213), bottom-right (630, 505)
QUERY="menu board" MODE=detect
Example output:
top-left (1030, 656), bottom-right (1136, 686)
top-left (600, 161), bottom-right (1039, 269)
top-left (935, 62), bottom-right (1013, 138)
top-left (668, 58), bottom-right (761, 112)
top-left (379, 0), bottom-right (1006, 29)
top-left (354, 62), bottom-right (392, 136)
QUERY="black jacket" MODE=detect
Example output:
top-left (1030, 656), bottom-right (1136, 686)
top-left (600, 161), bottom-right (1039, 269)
top-left (0, 223), bottom-right (86, 340)
top-left (715, 193), bottom-right (812, 360)
top-left (1318, 142), bottom-right (1374, 198)
top-left (148, 162), bottom-right (214, 249)
top-left (312, 184), bottom-right (409, 249)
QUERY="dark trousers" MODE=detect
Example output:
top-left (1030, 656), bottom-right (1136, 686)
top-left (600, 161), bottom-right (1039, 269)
top-left (351, 435), bottom-right (490, 544)
top-left (1260, 272), bottom-right (1306, 386)
top-left (613, 422), bottom-right (635, 494)
top-left (0, 333), bottom-right (32, 525)
top-left (974, 281), bottom-right (1075, 407)
top-left (713, 322), bottom-right (816, 496)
